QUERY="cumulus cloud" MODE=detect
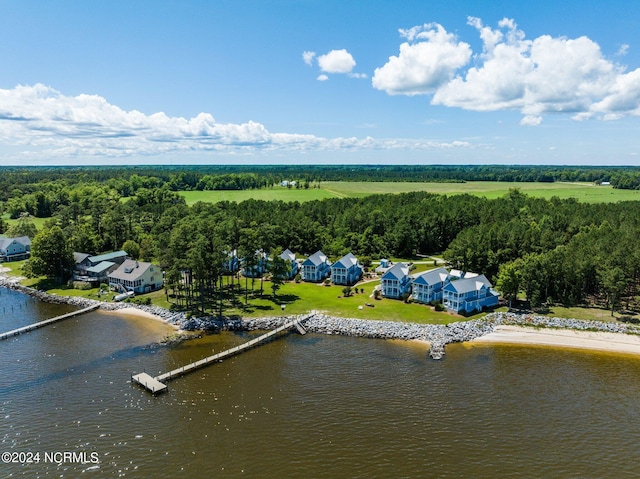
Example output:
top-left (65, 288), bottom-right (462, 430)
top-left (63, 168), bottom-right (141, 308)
top-left (375, 17), bottom-right (640, 123)
top-left (317, 74), bottom-right (329, 81)
top-left (0, 83), bottom-right (474, 159)
top-left (317, 49), bottom-right (356, 74)
top-left (372, 23), bottom-right (472, 95)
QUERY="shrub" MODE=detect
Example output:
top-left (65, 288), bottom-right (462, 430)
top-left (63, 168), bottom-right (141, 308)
top-left (434, 303), bottom-right (445, 312)
top-left (73, 281), bottom-right (93, 290)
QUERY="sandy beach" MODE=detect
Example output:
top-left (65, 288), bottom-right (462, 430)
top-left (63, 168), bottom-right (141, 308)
top-left (101, 306), bottom-right (180, 330)
top-left (470, 325), bottom-right (640, 355)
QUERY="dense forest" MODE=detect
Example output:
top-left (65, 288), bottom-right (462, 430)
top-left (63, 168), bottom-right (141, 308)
top-left (2, 167), bottom-right (640, 314)
top-left (2, 165), bottom-right (640, 207)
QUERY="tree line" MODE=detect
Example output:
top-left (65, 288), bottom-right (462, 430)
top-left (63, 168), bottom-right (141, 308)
top-left (7, 178), bottom-right (640, 315)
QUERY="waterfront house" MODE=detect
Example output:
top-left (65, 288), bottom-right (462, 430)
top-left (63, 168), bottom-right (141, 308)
top-left (223, 249), bottom-right (239, 274)
top-left (108, 259), bottom-right (163, 294)
top-left (278, 248), bottom-right (299, 279)
top-left (301, 250), bottom-right (331, 282)
top-left (411, 267), bottom-right (451, 304)
top-left (241, 249), bottom-right (270, 278)
top-left (0, 236), bottom-right (31, 262)
top-left (330, 252), bottom-right (363, 286)
top-left (442, 274), bottom-right (499, 314)
top-left (73, 250), bottom-right (128, 284)
top-left (380, 262), bottom-right (411, 299)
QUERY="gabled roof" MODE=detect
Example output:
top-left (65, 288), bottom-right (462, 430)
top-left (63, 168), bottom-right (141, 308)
top-left (302, 250), bottom-right (328, 267)
top-left (332, 252), bottom-right (359, 269)
top-left (280, 248), bottom-right (296, 262)
top-left (0, 236), bottom-right (31, 251)
top-left (412, 267), bottom-right (450, 285)
top-left (74, 252), bottom-right (91, 264)
top-left (89, 250), bottom-right (127, 264)
top-left (108, 260), bottom-right (157, 282)
top-left (381, 262), bottom-right (409, 280)
top-left (444, 274), bottom-right (492, 294)
top-left (450, 269), bottom-right (464, 279)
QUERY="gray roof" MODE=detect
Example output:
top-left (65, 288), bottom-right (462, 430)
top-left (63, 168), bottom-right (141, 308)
top-left (413, 267), bottom-right (449, 285)
top-left (381, 262), bottom-right (409, 280)
top-left (0, 236), bottom-right (31, 251)
top-left (302, 250), bottom-right (328, 267)
top-left (280, 249), bottom-right (296, 262)
top-left (108, 260), bottom-right (157, 282)
top-left (74, 252), bottom-right (91, 264)
top-left (444, 274), bottom-right (492, 294)
top-left (332, 252), bottom-right (359, 269)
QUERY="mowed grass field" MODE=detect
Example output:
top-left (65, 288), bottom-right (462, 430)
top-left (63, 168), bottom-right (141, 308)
top-left (178, 181), bottom-right (640, 205)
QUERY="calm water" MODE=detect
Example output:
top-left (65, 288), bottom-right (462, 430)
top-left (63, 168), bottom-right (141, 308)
top-left (2, 286), bottom-right (640, 478)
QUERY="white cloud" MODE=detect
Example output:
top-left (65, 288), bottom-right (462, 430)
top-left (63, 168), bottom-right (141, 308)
top-left (372, 23), bottom-right (472, 95)
top-left (317, 74), bottom-right (329, 81)
top-left (0, 83), bottom-right (475, 160)
top-left (302, 51), bottom-right (316, 65)
top-left (376, 17), bottom-right (640, 124)
top-left (520, 115), bottom-right (542, 126)
top-left (348, 72), bottom-right (368, 79)
top-left (617, 44), bottom-right (629, 56)
top-left (317, 49), bottom-right (356, 74)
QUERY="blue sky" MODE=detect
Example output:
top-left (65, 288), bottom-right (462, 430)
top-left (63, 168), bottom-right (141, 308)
top-left (1, 0), bottom-right (640, 165)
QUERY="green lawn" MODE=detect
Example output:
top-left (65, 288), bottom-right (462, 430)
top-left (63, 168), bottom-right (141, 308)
top-left (176, 182), bottom-right (640, 205)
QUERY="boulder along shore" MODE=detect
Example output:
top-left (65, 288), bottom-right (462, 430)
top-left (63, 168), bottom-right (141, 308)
top-left (3, 278), bottom-right (640, 358)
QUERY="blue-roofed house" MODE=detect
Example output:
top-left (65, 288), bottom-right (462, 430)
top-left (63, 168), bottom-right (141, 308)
top-left (241, 249), bottom-right (270, 278)
top-left (380, 262), bottom-right (411, 299)
top-left (301, 250), bottom-right (331, 282)
top-left (330, 252), bottom-right (363, 285)
top-left (411, 267), bottom-right (451, 304)
top-left (0, 236), bottom-right (31, 262)
top-left (278, 249), bottom-right (299, 279)
top-left (442, 274), bottom-right (499, 314)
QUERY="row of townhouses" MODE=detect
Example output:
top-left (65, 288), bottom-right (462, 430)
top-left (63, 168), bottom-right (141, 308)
top-left (380, 264), bottom-right (499, 314)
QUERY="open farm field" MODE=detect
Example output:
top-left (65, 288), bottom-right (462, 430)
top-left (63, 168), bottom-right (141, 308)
top-left (178, 181), bottom-right (640, 205)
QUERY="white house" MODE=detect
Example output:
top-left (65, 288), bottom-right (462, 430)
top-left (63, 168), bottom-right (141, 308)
top-left (411, 267), bottom-right (451, 304)
top-left (331, 252), bottom-right (363, 286)
top-left (442, 274), bottom-right (499, 314)
top-left (0, 236), bottom-right (31, 262)
top-left (380, 262), bottom-right (411, 299)
top-left (301, 250), bottom-right (331, 282)
top-left (108, 260), bottom-right (163, 294)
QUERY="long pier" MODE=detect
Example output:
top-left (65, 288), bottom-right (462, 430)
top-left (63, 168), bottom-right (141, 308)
top-left (0, 304), bottom-right (100, 340)
top-left (132, 313), bottom-right (314, 395)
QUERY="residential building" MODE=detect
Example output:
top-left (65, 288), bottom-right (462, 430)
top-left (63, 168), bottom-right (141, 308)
top-left (242, 249), bottom-right (270, 278)
top-left (0, 236), bottom-right (31, 262)
top-left (411, 267), bottom-right (451, 304)
top-left (73, 250), bottom-right (128, 284)
top-left (331, 252), bottom-right (363, 285)
top-left (380, 262), bottom-right (411, 299)
top-left (442, 274), bottom-right (499, 314)
top-left (108, 260), bottom-right (163, 294)
top-left (278, 249), bottom-right (299, 279)
top-left (301, 250), bottom-right (331, 282)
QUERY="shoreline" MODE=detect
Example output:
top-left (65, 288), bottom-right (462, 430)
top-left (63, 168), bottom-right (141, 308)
top-left (469, 324), bottom-right (640, 356)
top-left (3, 279), bottom-right (640, 358)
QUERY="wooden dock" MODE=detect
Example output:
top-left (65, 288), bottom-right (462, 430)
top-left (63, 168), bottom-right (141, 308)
top-left (0, 304), bottom-right (100, 340)
top-left (132, 313), bottom-right (314, 395)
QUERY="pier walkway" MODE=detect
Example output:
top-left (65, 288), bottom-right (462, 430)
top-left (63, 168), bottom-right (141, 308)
top-left (132, 313), bottom-right (315, 395)
top-left (0, 304), bottom-right (100, 340)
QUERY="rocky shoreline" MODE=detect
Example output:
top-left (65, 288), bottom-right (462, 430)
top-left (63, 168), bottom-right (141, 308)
top-left (3, 278), bottom-right (640, 359)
